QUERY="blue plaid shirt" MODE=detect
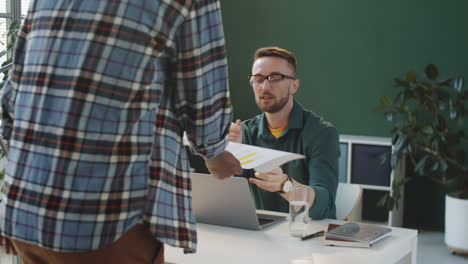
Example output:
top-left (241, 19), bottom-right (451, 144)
top-left (0, 0), bottom-right (232, 253)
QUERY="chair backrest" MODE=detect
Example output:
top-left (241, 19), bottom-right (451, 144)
top-left (335, 183), bottom-right (362, 221)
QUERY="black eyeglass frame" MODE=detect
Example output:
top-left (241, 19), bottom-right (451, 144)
top-left (248, 73), bottom-right (296, 86)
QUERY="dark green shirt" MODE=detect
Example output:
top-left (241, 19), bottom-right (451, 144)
top-left (242, 100), bottom-right (340, 219)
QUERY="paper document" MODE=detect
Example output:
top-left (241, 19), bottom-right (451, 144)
top-left (226, 142), bottom-right (305, 173)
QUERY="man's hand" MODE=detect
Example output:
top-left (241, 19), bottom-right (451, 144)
top-left (0, 235), bottom-right (18, 256)
top-left (229, 119), bottom-right (242, 143)
top-left (248, 167), bottom-right (288, 192)
top-left (204, 150), bottom-right (243, 179)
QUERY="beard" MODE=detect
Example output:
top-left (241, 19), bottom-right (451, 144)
top-left (256, 92), bottom-right (290, 113)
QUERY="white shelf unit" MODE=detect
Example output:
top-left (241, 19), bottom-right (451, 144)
top-left (339, 134), bottom-right (405, 227)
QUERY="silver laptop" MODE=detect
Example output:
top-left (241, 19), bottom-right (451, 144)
top-left (191, 173), bottom-right (286, 230)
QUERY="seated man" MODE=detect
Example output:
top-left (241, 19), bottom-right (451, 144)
top-left (230, 47), bottom-right (340, 219)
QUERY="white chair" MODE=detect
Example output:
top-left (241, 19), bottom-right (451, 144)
top-left (335, 183), bottom-right (362, 221)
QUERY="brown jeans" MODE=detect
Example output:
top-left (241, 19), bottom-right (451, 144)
top-left (11, 224), bottom-right (164, 264)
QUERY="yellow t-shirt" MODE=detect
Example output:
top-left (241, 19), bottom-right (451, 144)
top-left (268, 122), bottom-right (288, 139)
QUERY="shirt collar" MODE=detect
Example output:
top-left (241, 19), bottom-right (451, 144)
top-left (259, 99), bottom-right (304, 138)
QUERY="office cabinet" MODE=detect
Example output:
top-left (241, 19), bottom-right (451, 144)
top-left (339, 135), bottom-right (405, 227)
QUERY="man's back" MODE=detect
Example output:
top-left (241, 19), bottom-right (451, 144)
top-left (0, 0), bottom-right (232, 253)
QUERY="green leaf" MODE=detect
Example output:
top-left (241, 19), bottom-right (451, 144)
top-left (390, 153), bottom-right (399, 168)
top-left (394, 134), bottom-right (406, 152)
top-left (425, 64), bottom-right (439, 80)
top-left (377, 194), bottom-right (387, 208)
top-left (432, 138), bottom-right (440, 152)
top-left (438, 78), bottom-right (452, 87)
top-left (454, 77), bottom-right (464, 92)
top-left (450, 110), bottom-right (457, 119)
top-left (422, 126), bottom-right (433, 135)
top-left (463, 91), bottom-right (468, 99)
top-left (457, 115), bottom-right (464, 125)
top-left (377, 193), bottom-right (394, 210)
top-left (414, 156), bottom-right (428, 175)
top-left (440, 160), bottom-right (448, 172)
top-left (380, 96), bottom-right (392, 107)
top-left (386, 196), bottom-right (394, 210)
top-left (439, 102), bottom-right (447, 111)
top-left (408, 111), bottom-right (415, 124)
top-left (394, 92), bottom-right (403, 102)
top-left (386, 113), bottom-right (393, 121)
top-left (405, 71), bottom-right (417, 83)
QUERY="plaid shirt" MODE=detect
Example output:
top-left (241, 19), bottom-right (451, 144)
top-left (0, 0), bottom-right (231, 253)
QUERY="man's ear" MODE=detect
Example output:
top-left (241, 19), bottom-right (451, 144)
top-left (290, 79), bottom-right (300, 95)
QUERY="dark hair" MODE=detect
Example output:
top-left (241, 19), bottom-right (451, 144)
top-left (254, 47), bottom-right (297, 74)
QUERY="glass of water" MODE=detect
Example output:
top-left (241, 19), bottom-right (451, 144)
top-left (289, 184), bottom-right (310, 237)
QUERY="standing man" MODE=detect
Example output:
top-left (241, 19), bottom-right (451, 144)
top-left (0, 0), bottom-right (241, 263)
top-left (230, 47), bottom-right (339, 220)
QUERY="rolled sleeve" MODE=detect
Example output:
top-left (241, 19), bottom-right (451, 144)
top-left (172, 0), bottom-right (232, 159)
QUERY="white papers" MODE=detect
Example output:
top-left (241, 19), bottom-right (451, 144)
top-left (226, 142), bottom-right (305, 173)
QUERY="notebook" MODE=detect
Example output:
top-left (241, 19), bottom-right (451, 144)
top-left (323, 222), bottom-right (391, 248)
top-left (191, 173), bottom-right (286, 230)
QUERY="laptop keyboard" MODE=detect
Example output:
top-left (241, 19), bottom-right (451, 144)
top-left (258, 217), bottom-right (275, 225)
top-left (256, 213), bottom-right (286, 226)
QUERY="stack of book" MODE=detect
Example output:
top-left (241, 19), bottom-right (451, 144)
top-left (322, 222), bottom-right (392, 248)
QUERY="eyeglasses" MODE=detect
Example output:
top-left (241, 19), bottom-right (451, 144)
top-left (248, 73), bottom-right (296, 87)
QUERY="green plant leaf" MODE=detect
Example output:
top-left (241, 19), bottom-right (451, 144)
top-left (454, 77), bottom-right (464, 93)
top-left (408, 111), bottom-right (416, 124)
top-left (457, 115), bottom-right (464, 125)
top-left (422, 126), bottom-right (433, 135)
top-left (450, 110), bottom-right (457, 120)
top-left (438, 78), bottom-right (452, 87)
top-left (414, 156), bottom-right (428, 175)
top-left (390, 152), bottom-right (398, 168)
top-left (377, 193), bottom-right (394, 210)
top-left (386, 113), bottom-right (393, 121)
top-left (380, 96), bottom-right (392, 107)
top-left (394, 92), bottom-right (403, 102)
top-left (440, 160), bottom-right (448, 171)
top-left (405, 71), bottom-right (417, 83)
top-left (432, 138), bottom-right (440, 152)
top-left (425, 64), bottom-right (438, 80)
top-left (439, 103), bottom-right (447, 111)
top-left (394, 78), bottom-right (410, 89)
top-left (394, 134), bottom-right (406, 152)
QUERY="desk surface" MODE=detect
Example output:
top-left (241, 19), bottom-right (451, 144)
top-left (166, 215), bottom-right (418, 264)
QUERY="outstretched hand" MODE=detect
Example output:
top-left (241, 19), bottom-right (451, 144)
top-left (0, 235), bottom-right (18, 256)
top-left (248, 167), bottom-right (288, 192)
top-left (205, 150), bottom-right (243, 179)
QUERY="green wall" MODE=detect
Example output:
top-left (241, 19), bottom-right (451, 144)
top-left (221, 0), bottom-right (468, 137)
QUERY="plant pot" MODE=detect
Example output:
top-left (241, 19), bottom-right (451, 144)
top-left (445, 192), bottom-right (468, 254)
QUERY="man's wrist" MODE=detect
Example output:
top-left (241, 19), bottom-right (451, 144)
top-left (278, 174), bottom-right (293, 194)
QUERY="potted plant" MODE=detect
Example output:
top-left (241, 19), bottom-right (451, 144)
top-left (378, 64), bottom-right (468, 254)
top-left (0, 20), bottom-right (21, 192)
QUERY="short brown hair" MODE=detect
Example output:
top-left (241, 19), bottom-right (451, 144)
top-left (254, 47), bottom-right (297, 74)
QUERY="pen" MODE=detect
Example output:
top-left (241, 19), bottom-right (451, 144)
top-left (301, 230), bottom-right (325, 241)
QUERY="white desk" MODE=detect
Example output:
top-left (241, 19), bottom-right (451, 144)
top-left (166, 217), bottom-right (418, 264)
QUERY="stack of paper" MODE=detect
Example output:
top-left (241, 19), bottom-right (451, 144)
top-left (226, 142), bottom-right (305, 173)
